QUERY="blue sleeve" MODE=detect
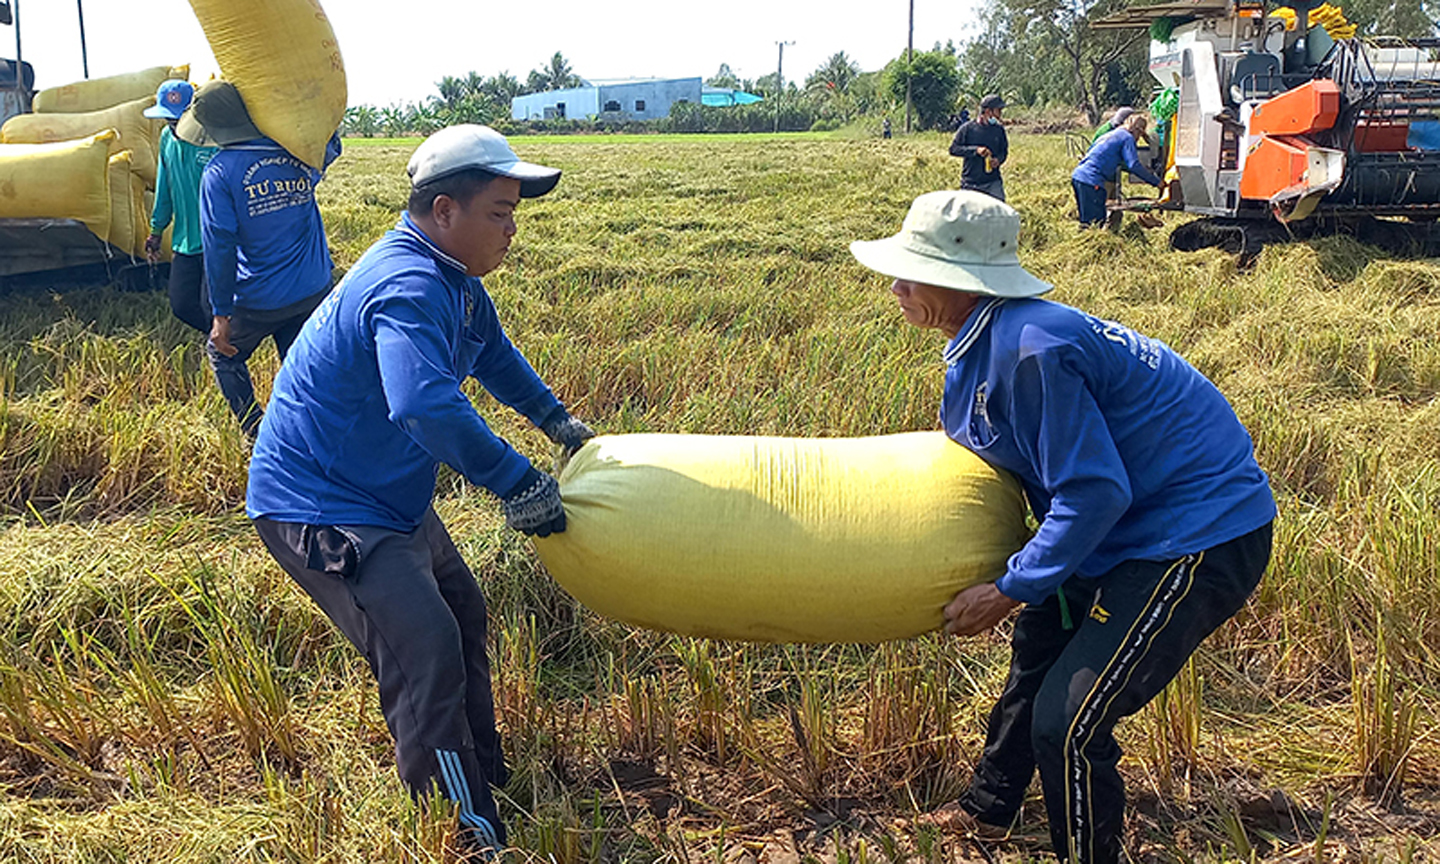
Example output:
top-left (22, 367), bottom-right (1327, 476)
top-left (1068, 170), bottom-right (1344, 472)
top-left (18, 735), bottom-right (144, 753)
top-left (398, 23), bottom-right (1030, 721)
top-left (466, 291), bottom-right (565, 427)
top-left (995, 348), bottom-right (1133, 604)
top-left (322, 133), bottom-right (342, 173)
top-left (994, 127), bottom-right (1009, 164)
top-left (149, 137), bottom-right (174, 236)
top-left (200, 161), bottom-right (239, 317)
top-left (368, 291), bottom-right (533, 498)
top-left (1122, 137), bottom-right (1162, 187)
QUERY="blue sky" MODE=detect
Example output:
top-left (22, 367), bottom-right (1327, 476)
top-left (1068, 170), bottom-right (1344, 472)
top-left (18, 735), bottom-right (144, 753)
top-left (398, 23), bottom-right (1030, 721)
top-left (12, 0), bottom-right (984, 108)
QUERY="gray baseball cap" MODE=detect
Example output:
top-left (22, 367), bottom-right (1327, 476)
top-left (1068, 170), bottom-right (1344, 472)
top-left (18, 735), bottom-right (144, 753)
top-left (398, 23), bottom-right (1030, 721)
top-left (407, 125), bottom-right (561, 198)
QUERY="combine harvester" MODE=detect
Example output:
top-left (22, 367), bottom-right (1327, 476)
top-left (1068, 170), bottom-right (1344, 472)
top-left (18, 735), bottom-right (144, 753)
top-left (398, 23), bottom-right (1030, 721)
top-left (1095, 0), bottom-right (1440, 259)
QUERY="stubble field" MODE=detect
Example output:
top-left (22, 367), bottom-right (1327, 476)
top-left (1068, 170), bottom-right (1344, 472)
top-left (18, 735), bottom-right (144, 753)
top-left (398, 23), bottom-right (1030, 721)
top-left (0, 130), bottom-right (1435, 862)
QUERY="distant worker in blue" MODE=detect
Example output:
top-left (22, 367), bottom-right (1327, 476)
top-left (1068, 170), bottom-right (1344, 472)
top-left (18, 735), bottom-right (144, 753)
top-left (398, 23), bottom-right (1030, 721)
top-left (1072, 113), bottom-right (1161, 228)
top-left (851, 190), bottom-right (1274, 864)
top-left (246, 124), bottom-right (594, 859)
top-left (179, 80), bottom-right (341, 438)
top-left (949, 94), bottom-right (1008, 201)
top-left (143, 79), bottom-right (218, 334)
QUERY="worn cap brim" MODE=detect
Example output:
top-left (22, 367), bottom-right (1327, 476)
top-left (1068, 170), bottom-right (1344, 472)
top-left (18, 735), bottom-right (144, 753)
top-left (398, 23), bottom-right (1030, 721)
top-left (850, 236), bottom-right (1052, 298)
top-left (143, 104), bottom-right (183, 120)
top-left (173, 110), bottom-right (217, 147)
top-left (423, 158), bottom-right (561, 198)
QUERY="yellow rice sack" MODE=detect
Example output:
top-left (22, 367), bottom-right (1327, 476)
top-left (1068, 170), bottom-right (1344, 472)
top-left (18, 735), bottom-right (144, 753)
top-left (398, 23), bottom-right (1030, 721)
top-left (106, 152), bottom-right (150, 257)
top-left (2, 97), bottom-right (163, 187)
top-left (188, 0), bottom-right (346, 168)
top-left (0, 132), bottom-right (114, 241)
top-left (34, 65), bottom-right (189, 114)
top-left (534, 432), bottom-right (1031, 644)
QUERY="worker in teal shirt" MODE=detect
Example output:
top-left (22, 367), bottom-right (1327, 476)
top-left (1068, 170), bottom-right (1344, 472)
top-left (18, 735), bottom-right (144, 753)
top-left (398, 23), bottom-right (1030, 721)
top-left (144, 80), bottom-right (217, 333)
top-left (851, 190), bottom-right (1274, 864)
top-left (248, 125), bottom-right (594, 859)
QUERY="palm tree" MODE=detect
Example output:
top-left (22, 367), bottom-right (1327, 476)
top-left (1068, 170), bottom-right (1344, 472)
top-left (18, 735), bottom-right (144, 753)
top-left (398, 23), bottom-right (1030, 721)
top-left (805, 51), bottom-right (861, 95)
top-left (379, 105), bottom-right (407, 137)
top-left (538, 52), bottom-right (582, 91)
top-left (342, 104), bottom-right (379, 137)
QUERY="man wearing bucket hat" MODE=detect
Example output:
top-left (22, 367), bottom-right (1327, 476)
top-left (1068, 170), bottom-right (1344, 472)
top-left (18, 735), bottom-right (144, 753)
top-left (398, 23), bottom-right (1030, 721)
top-left (948, 94), bottom-right (1009, 201)
top-left (851, 190), bottom-right (1274, 863)
top-left (246, 124), bottom-right (593, 858)
top-left (180, 80), bottom-right (343, 438)
top-left (143, 79), bottom-right (218, 334)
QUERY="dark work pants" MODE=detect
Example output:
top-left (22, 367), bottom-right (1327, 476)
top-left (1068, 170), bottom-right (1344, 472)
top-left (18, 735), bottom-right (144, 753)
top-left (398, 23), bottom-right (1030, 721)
top-left (1074, 179), bottom-right (1109, 227)
top-left (962, 178), bottom-right (1007, 202)
top-left (253, 510), bottom-right (507, 852)
top-left (207, 288), bottom-right (328, 438)
top-left (958, 523), bottom-right (1272, 864)
top-left (167, 252), bottom-right (212, 334)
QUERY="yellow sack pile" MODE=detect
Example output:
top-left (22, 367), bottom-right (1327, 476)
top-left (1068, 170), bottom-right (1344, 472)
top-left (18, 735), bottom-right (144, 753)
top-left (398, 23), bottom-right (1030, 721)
top-left (2, 97), bottom-right (163, 187)
top-left (188, 0), bottom-right (346, 168)
top-left (534, 432), bottom-right (1031, 644)
top-left (34, 65), bottom-right (189, 114)
top-left (106, 152), bottom-right (149, 257)
top-left (0, 132), bottom-right (114, 241)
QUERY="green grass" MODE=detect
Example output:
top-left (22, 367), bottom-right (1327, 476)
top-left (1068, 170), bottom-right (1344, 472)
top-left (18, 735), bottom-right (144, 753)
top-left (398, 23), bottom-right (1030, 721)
top-left (0, 132), bottom-right (1434, 862)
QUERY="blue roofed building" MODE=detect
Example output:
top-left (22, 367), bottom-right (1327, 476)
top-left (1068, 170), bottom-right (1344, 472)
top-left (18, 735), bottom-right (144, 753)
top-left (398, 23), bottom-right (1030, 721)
top-left (512, 77), bottom-right (763, 122)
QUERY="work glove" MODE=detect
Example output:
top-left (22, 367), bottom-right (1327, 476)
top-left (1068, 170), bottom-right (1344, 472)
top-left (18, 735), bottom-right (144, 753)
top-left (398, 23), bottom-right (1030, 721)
top-left (541, 412), bottom-right (596, 455)
top-left (500, 466), bottom-right (566, 537)
top-left (143, 233), bottom-right (163, 263)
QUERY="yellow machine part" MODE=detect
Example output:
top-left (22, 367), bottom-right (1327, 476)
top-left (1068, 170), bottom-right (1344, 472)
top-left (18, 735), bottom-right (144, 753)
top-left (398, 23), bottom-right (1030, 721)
top-left (188, 0), bottom-right (347, 169)
top-left (34, 65), bottom-right (190, 114)
top-left (533, 432), bottom-right (1032, 644)
top-left (0, 132), bottom-right (115, 241)
top-left (2, 97), bottom-right (164, 188)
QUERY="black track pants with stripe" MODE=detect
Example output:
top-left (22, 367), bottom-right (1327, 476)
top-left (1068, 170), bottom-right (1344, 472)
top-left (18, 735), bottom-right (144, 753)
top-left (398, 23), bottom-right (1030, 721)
top-left (958, 522), bottom-right (1272, 863)
top-left (254, 510), bottom-right (507, 852)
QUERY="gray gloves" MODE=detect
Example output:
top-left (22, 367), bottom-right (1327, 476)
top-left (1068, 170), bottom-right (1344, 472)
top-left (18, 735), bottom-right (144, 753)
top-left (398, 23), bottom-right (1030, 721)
top-left (500, 466), bottom-right (565, 537)
top-left (541, 412), bottom-right (596, 455)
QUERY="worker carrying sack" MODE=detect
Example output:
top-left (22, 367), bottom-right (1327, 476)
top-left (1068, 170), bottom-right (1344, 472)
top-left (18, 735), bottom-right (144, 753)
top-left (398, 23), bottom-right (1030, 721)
top-left (187, 0), bottom-right (347, 169)
top-left (34, 65), bottom-right (190, 114)
top-left (0, 131), bottom-right (115, 242)
top-left (534, 432), bottom-right (1031, 644)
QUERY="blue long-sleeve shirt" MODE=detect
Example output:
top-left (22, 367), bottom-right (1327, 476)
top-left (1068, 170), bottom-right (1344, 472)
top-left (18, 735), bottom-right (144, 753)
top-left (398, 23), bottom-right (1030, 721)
top-left (246, 213), bottom-right (565, 531)
top-left (201, 135), bottom-right (341, 316)
top-left (1073, 127), bottom-right (1161, 188)
top-left (940, 297), bottom-right (1275, 604)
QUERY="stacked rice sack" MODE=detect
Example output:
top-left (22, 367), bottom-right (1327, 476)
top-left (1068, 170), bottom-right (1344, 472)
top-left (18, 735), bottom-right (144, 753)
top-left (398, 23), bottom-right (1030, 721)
top-left (0, 65), bottom-right (189, 257)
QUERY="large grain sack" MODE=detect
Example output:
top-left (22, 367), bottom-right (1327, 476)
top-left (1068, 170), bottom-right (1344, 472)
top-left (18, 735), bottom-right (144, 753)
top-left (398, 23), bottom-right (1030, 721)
top-left (188, 0), bottom-right (346, 168)
top-left (2, 97), bottom-right (163, 187)
top-left (534, 432), bottom-right (1031, 643)
top-left (34, 65), bottom-right (189, 114)
top-left (0, 132), bottom-right (114, 241)
top-left (106, 152), bottom-right (149, 257)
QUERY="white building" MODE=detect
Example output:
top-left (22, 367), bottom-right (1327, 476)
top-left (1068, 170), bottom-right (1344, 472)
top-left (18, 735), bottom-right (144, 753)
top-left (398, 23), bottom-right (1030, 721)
top-left (511, 77), bottom-right (704, 122)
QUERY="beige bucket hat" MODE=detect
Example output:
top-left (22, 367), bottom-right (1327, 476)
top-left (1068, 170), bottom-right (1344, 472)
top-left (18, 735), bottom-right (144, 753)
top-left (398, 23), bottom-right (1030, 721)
top-left (849, 190), bottom-right (1053, 298)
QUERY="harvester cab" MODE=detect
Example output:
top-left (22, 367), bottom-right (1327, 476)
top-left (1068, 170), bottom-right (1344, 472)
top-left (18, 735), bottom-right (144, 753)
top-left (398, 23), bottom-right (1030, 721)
top-left (1095, 0), bottom-right (1440, 255)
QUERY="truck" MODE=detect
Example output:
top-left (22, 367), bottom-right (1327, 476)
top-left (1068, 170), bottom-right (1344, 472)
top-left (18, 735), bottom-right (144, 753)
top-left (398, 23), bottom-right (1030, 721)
top-left (0, 0), bottom-right (159, 291)
top-left (1094, 0), bottom-right (1440, 259)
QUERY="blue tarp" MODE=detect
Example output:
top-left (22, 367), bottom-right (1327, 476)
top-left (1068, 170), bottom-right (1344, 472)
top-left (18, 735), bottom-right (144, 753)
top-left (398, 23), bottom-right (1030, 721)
top-left (701, 89), bottom-right (764, 107)
top-left (1407, 121), bottom-right (1440, 151)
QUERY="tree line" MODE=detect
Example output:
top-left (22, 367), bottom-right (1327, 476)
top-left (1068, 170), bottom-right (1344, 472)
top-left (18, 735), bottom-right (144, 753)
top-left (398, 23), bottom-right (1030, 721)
top-left (341, 0), bottom-right (1439, 137)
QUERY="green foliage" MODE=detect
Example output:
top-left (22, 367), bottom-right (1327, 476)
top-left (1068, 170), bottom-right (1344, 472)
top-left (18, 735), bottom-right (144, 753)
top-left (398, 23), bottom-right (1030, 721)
top-left (881, 50), bottom-right (961, 130)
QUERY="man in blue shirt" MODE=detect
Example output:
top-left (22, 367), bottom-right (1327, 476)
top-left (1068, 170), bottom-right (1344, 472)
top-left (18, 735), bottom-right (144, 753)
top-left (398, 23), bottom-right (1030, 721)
top-left (180, 81), bottom-right (340, 438)
top-left (851, 190), bottom-right (1274, 864)
top-left (247, 124), bottom-right (593, 858)
top-left (1072, 114), bottom-right (1161, 227)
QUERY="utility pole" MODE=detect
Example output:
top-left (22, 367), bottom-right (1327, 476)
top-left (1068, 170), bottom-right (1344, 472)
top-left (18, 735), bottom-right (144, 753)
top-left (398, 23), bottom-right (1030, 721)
top-left (12, 0), bottom-right (25, 112)
top-left (77, 0), bottom-right (88, 78)
top-left (774, 40), bottom-right (793, 133)
top-left (905, 0), bottom-right (914, 133)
